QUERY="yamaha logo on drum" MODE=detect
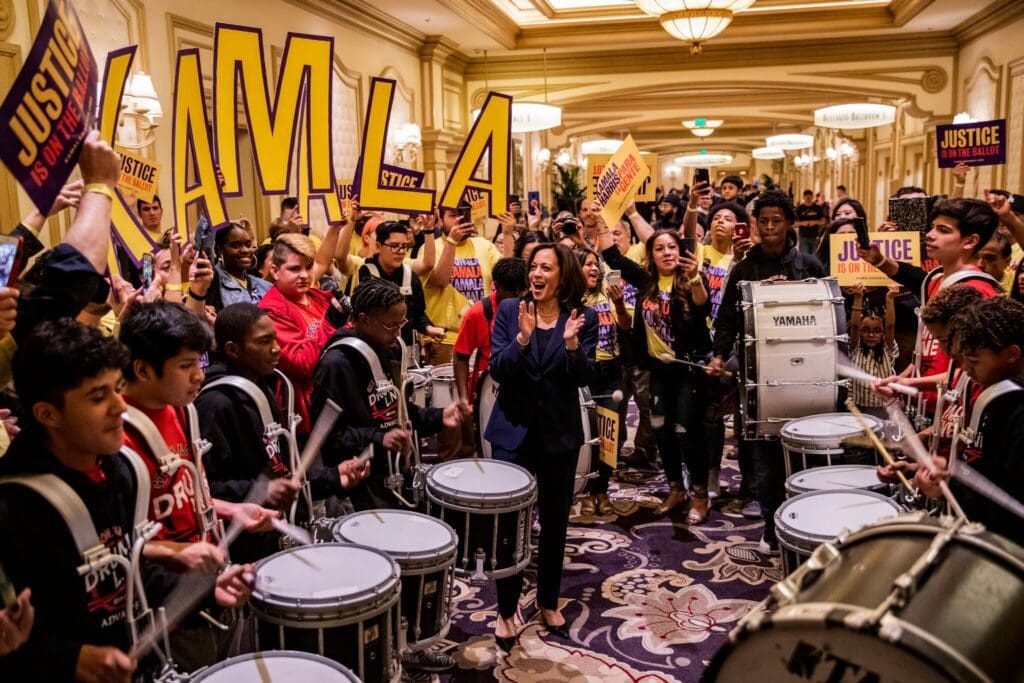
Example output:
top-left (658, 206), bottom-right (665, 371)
top-left (771, 315), bottom-right (817, 326)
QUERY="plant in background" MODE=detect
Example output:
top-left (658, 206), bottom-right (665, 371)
top-left (552, 163), bottom-right (586, 214)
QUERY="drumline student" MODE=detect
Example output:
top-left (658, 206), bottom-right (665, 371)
top-left (857, 198), bottom-right (1002, 405)
top-left (312, 279), bottom-right (471, 511)
top-left (915, 297), bottom-right (1024, 546)
top-left (707, 191), bottom-right (827, 552)
top-left (598, 227), bottom-right (714, 523)
top-left (118, 302), bottom-right (263, 670)
top-left (577, 248), bottom-right (632, 516)
top-left (194, 303), bottom-right (370, 561)
top-left (0, 322), bottom-right (147, 681)
top-left (486, 244), bottom-right (598, 648)
top-left (452, 257), bottom-right (529, 410)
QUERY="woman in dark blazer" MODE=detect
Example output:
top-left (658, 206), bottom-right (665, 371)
top-left (485, 243), bottom-right (598, 650)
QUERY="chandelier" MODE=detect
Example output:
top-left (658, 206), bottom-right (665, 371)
top-left (814, 103), bottom-right (895, 130)
top-left (765, 133), bottom-right (814, 151)
top-left (676, 150), bottom-right (733, 166)
top-left (581, 139), bottom-right (625, 155)
top-left (682, 118), bottom-right (723, 137)
top-left (636, 1), bottom-right (756, 54)
top-left (472, 48), bottom-right (562, 133)
top-left (751, 146), bottom-right (785, 160)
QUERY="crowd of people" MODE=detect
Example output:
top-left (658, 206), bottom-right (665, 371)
top-left (0, 131), bottom-right (1021, 682)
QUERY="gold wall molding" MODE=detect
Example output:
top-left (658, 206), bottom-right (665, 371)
top-left (0, 0), bottom-right (14, 41)
top-left (433, 0), bottom-right (518, 50)
top-left (888, 0), bottom-right (934, 27)
top-left (953, 0), bottom-right (1024, 46)
top-left (280, 0), bottom-right (425, 55)
top-left (0, 41), bottom-right (22, 239)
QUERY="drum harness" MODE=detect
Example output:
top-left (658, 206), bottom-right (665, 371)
top-left (199, 370), bottom-right (313, 527)
top-left (954, 378), bottom-right (1024, 461)
top-left (0, 452), bottom-right (177, 676)
top-left (324, 336), bottom-right (428, 508)
top-left (362, 262), bottom-right (422, 368)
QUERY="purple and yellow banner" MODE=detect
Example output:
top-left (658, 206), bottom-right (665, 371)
top-left (936, 119), bottom-right (1005, 168)
top-left (0, 0), bottom-right (97, 214)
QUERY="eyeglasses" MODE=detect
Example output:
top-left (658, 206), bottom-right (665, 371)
top-left (381, 242), bottom-right (410, 252)
top-left (367, 315), bottom-right (408, 334)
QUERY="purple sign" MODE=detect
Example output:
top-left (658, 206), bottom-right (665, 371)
top-left (936, 119), bottom-right (1005, 168)
top-left (0, 0), bottom-right (97, 214)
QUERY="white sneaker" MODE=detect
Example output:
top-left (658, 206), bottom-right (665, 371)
top-left (758, 533), bottom-right (779, 554)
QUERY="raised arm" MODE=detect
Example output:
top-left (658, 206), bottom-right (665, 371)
top-left (66, 131), bottom-right (120, 273)
top-left (312, 224), bottom-right (342, 283)
top-left (410, 213), bottom-right (436, 276)
top-left (885, 284), bottom-right (898, 349)
top-left (849, 283), bottom-right (865, 348)
top-left (624, 200), bottom-right (654, 243)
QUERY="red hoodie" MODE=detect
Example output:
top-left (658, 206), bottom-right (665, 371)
top-left (258, 286), bottom-right (336, 435)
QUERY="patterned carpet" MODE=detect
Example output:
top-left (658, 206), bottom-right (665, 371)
top-left (422, 458), bottom-right (782, 683)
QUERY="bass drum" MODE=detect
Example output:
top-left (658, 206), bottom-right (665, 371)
top-left (708, 514), bottom-right (1024, 682)
top-left (474, 370), bottom-right (592, 495)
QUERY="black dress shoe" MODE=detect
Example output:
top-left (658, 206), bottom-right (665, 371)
top-left (495, 635), bottom-right (515, 653)
top-left (540, 617), bottom-right (569, 640)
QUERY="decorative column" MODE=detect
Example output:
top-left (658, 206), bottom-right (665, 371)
top-left (419, 36), bottom-right (465, 192)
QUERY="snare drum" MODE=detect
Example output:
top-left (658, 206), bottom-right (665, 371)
top-left (739, 279), bottom-right (847, 440)
top-left (475, 371), bottom-right (591, 495)
top-left (251, 544), bottom-right (401, 683)
top-left (780, 412), bottom-right (882, 476)
top-left (407, 368), bottom-right (431, 409)
top-left (785, 464), bottom-right (889, 497)
top-left (775, 489), bottom-right (900, 575)
top-left (708, 514), bottom-right (1024, 682)
top-left (429, 363), bottom-right (457, 408)
top-left (425, 459), bottom-right (537, 582)
top-left (333, 510), bottom-right (457, 650)
top-left (190, 651), bottom-right (358, 682)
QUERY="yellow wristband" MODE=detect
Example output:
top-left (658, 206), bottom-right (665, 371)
top-left (164, 282), bottom-right (186, 292)
top-left (688, 274), bottom-right (702, 285)
top-left (83, 183), bottom-right (116, 201)
top-left (444, 236), bottom-right (460, 246)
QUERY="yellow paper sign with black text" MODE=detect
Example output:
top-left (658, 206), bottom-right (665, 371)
top-left (595, 405), bottom-right (619, 468)
top-left (588, 153), bottom-right (656, 202)
top-left (830, 231), bottom-right (920, 286)
top-left (595, 136), bottom-right (649, 228)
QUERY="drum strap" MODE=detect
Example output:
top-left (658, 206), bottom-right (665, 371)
top-left (326, 337), bottom-right (394, 390)
top-left (913, 268), bottom-right (1001, 377)
top-left (362, 262), bottom-right (413, 297)
top-left (201, 375), bottom-right (278, 432)
top-left (0, 474), bottom-right (103, 557)
top-left (962, 379), bottom-right (1024, 445)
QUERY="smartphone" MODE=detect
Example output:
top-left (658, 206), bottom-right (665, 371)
top-left (852, 217), bottom-right (871, 250)
top-left (459, 205), bottom-right (472, 226)
top-left (694, 168), bottom-right (710, 186)
top-left (141, 253), bottom-right (154, 290)
top-left (680, 237), bottom-right (696, 255)
top-left (528, 190), bottom-right (540, 215)
top-left (194, 215), bottom-right (215, 259)
top-left (734, 222), bottom-right (750, 241)
top-left (0, 235), bottom-right (24, 287)
top-left (605, 269), bottom-right (622, 287)
top-left (509, 194), bottom-right (521, 218)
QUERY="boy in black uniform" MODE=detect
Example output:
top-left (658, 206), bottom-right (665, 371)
top-left (0, 321), bottom-right (173, 682)
top-left (918, 297), bottom-right (1024, 546)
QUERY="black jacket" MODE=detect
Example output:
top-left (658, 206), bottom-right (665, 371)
top-left (601, 244), bottom-right (712, 367)
top-left (356, 256), bottom-right (434, 345)
top-left (0, 427), bottom-right (177, 681)
top-left (310, 330), bottom-right (444, 508)
top-left (713, 237), bottom-right (826, 359)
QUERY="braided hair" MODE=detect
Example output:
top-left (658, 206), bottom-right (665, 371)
top-left (351, 277), bottom-right (405, 317)
top-left (948, 297), bottom-right (1024, 354)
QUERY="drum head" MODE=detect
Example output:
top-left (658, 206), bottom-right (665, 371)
top-left (429, 363), bottom-right (454, 380)
top-left (775, 490), bottom-right (901, 550)
top-left (333, 510), bottom-right (456, 560)
top-left (475, 371), bottom-right (499, 459)
top-left (427, 458), bottom-right (535, 504)
top-left (781, 412), bottom-right (882, 450)
top-left (786, 465), bottom-right (884, 495)
top-left (254, 543), bottom-right (399, 613)
top-left (193, 650), bottom-right (359, 682)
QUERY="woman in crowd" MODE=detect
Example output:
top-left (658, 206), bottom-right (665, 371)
top-left (486, 244), bottom-right (597, 649)
top-left (577, 248), bottom-right (631, 516)
top-left (598, 228), bottom-right (713, 523)
top-left (205, 221), bottom-right (273, 310)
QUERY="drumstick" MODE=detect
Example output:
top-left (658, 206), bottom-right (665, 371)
top-left (845, 399), bottom-right (914, 494)
top-left (658, 353), bottom-right (732, 377)
top-left (838, 361), bottom-right (919, 396)
top-left (292, 399), bottom-right (342, 484)
top-left (271, 517), bottom-right (313, 546)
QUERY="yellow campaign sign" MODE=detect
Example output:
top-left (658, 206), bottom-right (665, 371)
top-left (830, 231), bottom-right (920, 286)
top-left (595, 135), bottom-right (649, 228)
top-left (214, 25), bottom-right (334, 195)
top-left (588, 153), bottom-right (656, 202)
top-left (470, 196), bottom-right (488, 228)
top-left (115, 147), bottom-right (160, 202)
top-left (356, 78), bottom-right (435, 214)
top-left (439, 92), bottom-right (511, 216)
top-left (595, 405), bottom-right (620, 468)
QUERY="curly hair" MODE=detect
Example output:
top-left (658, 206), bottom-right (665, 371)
top-left (948, 297), bottom-right (1024, 354)
top-left (920, 283), bottom-right (984, 326)
top-left (752, 190), bottom-right (797, 224)
top-left (13, 319), bottom-right (130, 414)
top-left (119, 301), bottom-right (213, 380)
top-left (351, 277), bottom-right (405, 317)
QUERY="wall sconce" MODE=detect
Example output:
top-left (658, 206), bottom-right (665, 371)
top-left (555, 149), bottom-right (572, 167)
top-left (117, 72), bottom-right (162, 150)
top-left (393, 123), bottom-right (422, 164)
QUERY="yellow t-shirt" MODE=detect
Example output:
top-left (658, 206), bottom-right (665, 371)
top-left (423, 236), bottom-right (503, 345)
top-left (625, 242), bottom-right (645, 264)
top-left (640, 274), bottom-right (674, 361)
top-left (701, 243), bottom-right (733, 322)
top-left (584, 290), bottom-right (620, 362)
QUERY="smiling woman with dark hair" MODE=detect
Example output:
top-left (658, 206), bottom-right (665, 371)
top-left (485, 242), bottom-right (598, 650)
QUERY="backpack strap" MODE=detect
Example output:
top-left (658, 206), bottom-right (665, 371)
top-left (961, 378), bottom-right (1024, 447)
top-left (201, 376), bottom-right (278, 433)
top-left (482, 296), bottom-right (494, 325)
top-left (325, 337), bottom-right (393, 389)
top-left (0, 474), bottom-right (104, 558)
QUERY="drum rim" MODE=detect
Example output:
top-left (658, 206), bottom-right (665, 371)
top-left (252, 542), bottom-right (401, 617)
top-left (426, 458), bottom-right (537, 506)
top-left (775, 489), bottom-right (902, 548)
top-left (332, 510), bottom-right (459, 565)
top-left (785, 464), bottom-right (888, 494)
top-left (780, 411), bottom-right (883, 447)
top-left (191, 650), bottom-right (360, 682)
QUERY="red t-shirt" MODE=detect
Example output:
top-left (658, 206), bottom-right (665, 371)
top-left (453, 292), bottom-right (498, 400)
top-left (918, 268), bottom-right (1000, 408)
top-left (122, 399), bottom-right (205, 543)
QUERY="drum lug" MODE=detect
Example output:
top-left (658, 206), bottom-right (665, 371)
top-left (469, 549), bottom-right (488, 587)
top-left (771, 542), bottom-right (841, 604)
